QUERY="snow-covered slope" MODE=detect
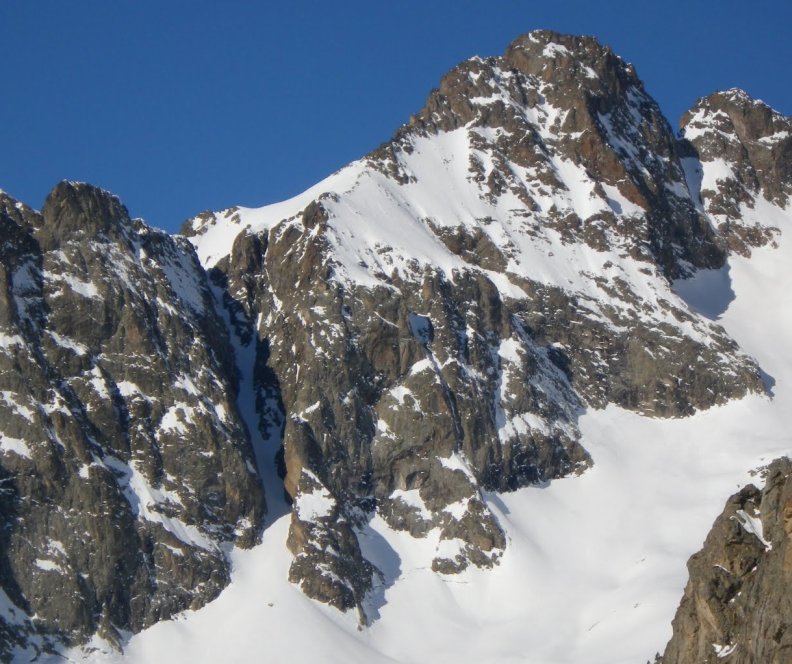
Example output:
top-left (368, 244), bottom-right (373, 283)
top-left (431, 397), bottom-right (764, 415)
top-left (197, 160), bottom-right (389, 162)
top-left (193, 129), bottom-right (706, 336)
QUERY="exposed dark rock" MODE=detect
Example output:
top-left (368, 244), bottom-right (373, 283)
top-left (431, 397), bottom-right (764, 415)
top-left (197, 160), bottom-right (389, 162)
top-left (212, 210), bottom-right (590, 613)
top-left (38, 181), bottom-right (131, 251)
top-left (286, 470), bottom-right (376, 622)
top-left (0, 183), bottom-right (265, 655)
top-left (679, 88), bottom-right (792, 255)
top-left (660, 458), bottom-right (792, 664)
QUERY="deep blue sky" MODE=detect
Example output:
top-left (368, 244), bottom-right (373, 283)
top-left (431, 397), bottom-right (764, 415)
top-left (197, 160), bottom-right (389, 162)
top-left (2, 1), bottom-right (790, 233)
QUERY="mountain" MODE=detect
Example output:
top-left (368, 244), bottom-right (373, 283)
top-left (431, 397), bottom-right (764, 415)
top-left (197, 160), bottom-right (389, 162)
top-left (0, 29), bottom-right (790, 663)
top-left (182, 29), bottom-right (765, 616)
top-left (0, 183), bottom-right (264, 655)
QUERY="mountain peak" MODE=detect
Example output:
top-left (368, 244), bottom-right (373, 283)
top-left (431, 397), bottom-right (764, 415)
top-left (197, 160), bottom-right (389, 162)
top-left (39, 181), bottom-right (132, 249)
top-left (365, 30), bottom-right (720, 279)
top-left (680, 86), bottom-right (791, 248)
top-left (504, 30), bottom-right (639, 92)
top-left (682, 87), bottom-right (789, 130)
top-left (394, 30), bottom-right (643, 141)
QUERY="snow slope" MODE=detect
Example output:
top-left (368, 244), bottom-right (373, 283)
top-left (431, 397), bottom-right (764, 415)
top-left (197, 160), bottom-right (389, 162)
top-left (189, 126), bottom-right (735, 359)
top-left (59, 183), bottom-right (792, 664)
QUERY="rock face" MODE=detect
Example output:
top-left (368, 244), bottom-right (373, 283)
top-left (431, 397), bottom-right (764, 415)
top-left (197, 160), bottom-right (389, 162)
top-left (679, 88), bottom-right (792, 254)
top-left (376, 31), bottom-right (725, 279)
top-left (0, 183), bottom-right (264, 657)
top-left (659, 458), bottom-right (792, 664)
top-left (185, 30), bottom-right (766, 620)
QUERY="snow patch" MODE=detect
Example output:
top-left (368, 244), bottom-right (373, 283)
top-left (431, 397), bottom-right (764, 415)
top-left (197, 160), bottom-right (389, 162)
top-left (390, 488), bottom-right (433, 521)
top-left (0, 333), bottom-right (24, 351)
top-left (0, 391), bottom-right (35, 422)
top-left (158, 254), bottom-right (206, 314)
top-left (388, 385), bottom-right (415, 406)
top-left (104, 456), bottom-right (213, 552)
top-left (296, 480), bottom-right (336, 521)
top-left (0, 433), bottom-right (32, 459)
top-left (48, 330), bottom-right (88, 355)
top-left (733, 509), bottom-right (772, 551)
top-left (159, 403), bottom-right (193, 435)
top-left (713, 642), bottom-right (737, 658)
top-left (439, 452), bottom-right (476, 481)
top-left (117, 381), bottom-right (144, 397)
top-left (35, 559), bottom-right (63, 573)
top-left (43, 269), bottom-right (101, 300)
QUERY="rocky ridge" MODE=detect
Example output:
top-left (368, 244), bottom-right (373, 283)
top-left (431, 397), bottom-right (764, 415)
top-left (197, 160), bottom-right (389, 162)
top-left (0, 183), bottom-right (264, 657)
top-left (659, 458), bottom-right (792, 663)
top-left (679, 88), bottom-right (792, 255)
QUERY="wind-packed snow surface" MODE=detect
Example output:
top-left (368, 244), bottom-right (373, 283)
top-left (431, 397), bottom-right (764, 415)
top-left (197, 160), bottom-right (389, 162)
top-left (59, 150), bottom-right (792, 664)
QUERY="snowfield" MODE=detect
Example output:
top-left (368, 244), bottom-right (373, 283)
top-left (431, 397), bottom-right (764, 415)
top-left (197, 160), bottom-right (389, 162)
top-left (62, 188), bottom-right (792, 663)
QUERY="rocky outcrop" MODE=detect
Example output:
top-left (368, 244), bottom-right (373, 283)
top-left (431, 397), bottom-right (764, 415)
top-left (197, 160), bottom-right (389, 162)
top-left (0, 183), bottom-right (264, 656)
top-left (207, 211), bottom-right (533, 611)
top-left (659, 458), bottom-right (792, 664)
top-left (679, 88), bottom-right (792, 254)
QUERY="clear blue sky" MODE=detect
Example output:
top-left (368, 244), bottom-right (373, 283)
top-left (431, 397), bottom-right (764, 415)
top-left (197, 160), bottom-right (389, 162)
top-left (2, 1), bottom-right (790, 233)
